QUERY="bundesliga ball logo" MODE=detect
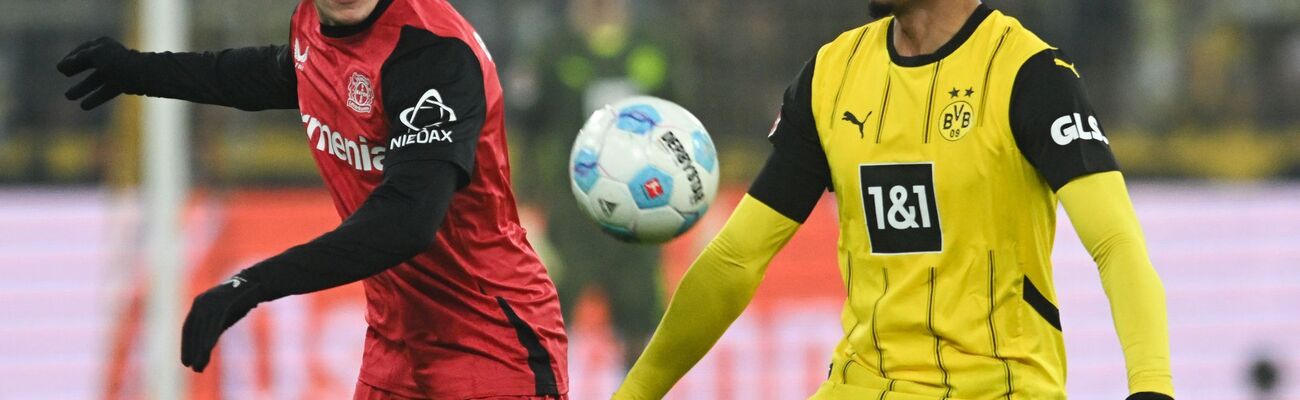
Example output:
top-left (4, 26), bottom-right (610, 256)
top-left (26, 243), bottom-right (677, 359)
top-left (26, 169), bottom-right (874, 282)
top-left (347, 72), bottom-right (374, 114)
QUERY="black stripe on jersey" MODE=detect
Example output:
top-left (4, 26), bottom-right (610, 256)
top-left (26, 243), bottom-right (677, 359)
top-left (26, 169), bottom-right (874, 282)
top-left (871, 268), bottom-right (892, 381)
top-left (874, 75), bottom-right (893, 144)
top-left (922, 61), bottom-right (944, 143)
top-left (880, 379), bottom-right (896, 400)
top-left (844, 255), bottom-right (863, 343)
top-left (831, 27), bottom-right (872, 129)
top-left (842, 358), bottom-right (862, 383)
top-left (978, 27), bottom-right (1013, 128)
top-left (988, 251), bottom-right (1014, 399)
top-left (846, 254), bottom-right (855, 298)
top-left (927, 267), bottom-right (952, 399)
top-left (1022, 277), bottom-right (1063, 331)
top-left (842, 256), bottom-right (867, 386)
top-left (495, 297), bottom-right (561, 395)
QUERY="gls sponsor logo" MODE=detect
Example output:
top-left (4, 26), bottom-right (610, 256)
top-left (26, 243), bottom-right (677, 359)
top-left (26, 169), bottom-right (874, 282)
top-left (301, 114), bottom-right (386, 172)
top-left (391, 88), bottom-right (457, 149)
top-left (1051, 113), bottom-right (1109, 145)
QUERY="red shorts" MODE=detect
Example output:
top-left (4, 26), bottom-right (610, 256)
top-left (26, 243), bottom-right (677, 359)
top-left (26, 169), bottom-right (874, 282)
top-left (353, 381), bottom-right (567, 400)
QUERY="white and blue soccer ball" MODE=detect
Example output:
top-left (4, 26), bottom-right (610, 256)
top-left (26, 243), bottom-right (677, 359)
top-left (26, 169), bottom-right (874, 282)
top-left (569, 96), bottom-right (720, 243)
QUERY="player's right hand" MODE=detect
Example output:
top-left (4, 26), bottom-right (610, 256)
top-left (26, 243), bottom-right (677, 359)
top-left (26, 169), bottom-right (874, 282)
top-left (56, 37), bottom-right (136, 110)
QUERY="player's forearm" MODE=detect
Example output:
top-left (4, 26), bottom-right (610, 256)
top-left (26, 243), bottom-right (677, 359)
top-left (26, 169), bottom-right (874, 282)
top-left (615, 245), bottom-right (762, 398)
top-left (616, 196), bottom-right (800, 399)
top-left (1059, 172), bottom-right (1174, 397)
top-left (1097, 237), bottom-right (1172, 395)
top-left (128, 46), bottom-right (298, 110)
top-left (242, 160), bottom-right (457, 300)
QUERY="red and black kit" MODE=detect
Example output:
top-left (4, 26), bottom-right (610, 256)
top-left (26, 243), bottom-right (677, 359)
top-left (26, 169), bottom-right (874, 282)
top-left (99, 0), bottom-right (569, 398)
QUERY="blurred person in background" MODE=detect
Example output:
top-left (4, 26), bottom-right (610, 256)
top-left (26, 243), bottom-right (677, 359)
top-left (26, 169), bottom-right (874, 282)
top-left (56, 0), bottom-right (569, 398)
top-left (513, 0), bottom-right (683, 372)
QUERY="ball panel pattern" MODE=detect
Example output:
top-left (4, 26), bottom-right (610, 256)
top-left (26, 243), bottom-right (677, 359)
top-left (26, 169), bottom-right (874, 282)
top-left (691, 130), bottom-right (717, 173)
top-left (572, 148), bottom-right (600, 194)
top-left (627, 166), bottom-right (674, 210)
top-left (585, 177), bottom-right (639, 229)
top-left (615, 104), bottom-right (662, 135)
top-left (634, 207), bottom-right (687, 243)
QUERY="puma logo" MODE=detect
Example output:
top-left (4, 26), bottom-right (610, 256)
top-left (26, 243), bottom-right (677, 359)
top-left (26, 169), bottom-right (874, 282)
top-left (842, 111), bottom-right (871, 138)
top-left (1054, 58), bottom-right (1080, 78)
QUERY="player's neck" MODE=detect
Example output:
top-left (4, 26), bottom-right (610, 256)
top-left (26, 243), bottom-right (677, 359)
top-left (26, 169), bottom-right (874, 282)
top-left (316, 0), bottom-right (384, 28)
top-left (890, 0), bottom-right (982, 57)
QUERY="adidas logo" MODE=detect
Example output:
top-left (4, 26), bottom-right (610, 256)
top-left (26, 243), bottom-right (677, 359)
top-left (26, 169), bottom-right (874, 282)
top-left (598, 199), bottom-right (618, 217)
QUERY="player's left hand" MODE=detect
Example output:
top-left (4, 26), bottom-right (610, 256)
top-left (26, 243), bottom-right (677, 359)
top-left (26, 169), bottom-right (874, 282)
top-left (1126, 392), bottom-right (1173, 400)
top-left (181, 274), bottom-right (267, 372)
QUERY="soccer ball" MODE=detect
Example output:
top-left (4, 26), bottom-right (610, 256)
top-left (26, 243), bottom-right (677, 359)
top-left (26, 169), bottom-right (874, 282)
top-left (569, 96), bottom-right (720, 243)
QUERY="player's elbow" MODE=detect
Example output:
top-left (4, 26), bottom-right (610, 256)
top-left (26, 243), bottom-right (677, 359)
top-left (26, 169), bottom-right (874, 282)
top-left (702, 235), bottom-right (762, 277)
top-left (676, 252), bottom-right (763, 316)
top-left (1088, 229), bottom-right (1154, 275)
top-left (693, 238), bottom-right (768, 293)
top-left (391, 238), bottom-right (432, 260)
top-left (387, 219), bottom-right (438, 259)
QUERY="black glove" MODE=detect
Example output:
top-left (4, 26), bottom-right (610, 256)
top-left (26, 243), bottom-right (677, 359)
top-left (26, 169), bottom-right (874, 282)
top-left (56, 37), bottom-right (141, 110)
top-left (180, 273), bottom-right (270, 373)
top-left (1126, 392), bottom-right (1173, 400)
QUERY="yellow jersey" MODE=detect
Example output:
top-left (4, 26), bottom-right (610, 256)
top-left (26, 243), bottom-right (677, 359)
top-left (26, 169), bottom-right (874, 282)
top-left (758, 5), bottom-right (1119, 399)
top-left (614, 4), bottom-right (1173, 400)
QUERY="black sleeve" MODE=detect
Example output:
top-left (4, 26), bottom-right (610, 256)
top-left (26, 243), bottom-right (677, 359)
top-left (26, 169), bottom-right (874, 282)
top-left (127, 45), bottom-right (298, 111)
top-left (1009, 49), bottom-right (1119, 191)
top-left (240, 159), bottom-right (458, 299)
top-left (747, 56), bottom-right (831, 223)
top-left (380, 27), bottom-right (486, 188)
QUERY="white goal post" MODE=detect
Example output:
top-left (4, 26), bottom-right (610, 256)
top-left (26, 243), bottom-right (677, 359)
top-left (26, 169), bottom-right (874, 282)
top-left (139, 0), bottom-right (190, 398)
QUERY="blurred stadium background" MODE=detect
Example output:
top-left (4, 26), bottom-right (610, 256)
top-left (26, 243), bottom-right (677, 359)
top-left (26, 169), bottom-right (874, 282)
top-left (2, 0), bottom-right (1299, 399)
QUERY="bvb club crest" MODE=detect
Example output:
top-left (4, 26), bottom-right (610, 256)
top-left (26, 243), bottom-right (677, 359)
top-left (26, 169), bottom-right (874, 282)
top-left (347, 72), bottom-right (374, 114)
top-left (938, 87), bottom-right (976, 141)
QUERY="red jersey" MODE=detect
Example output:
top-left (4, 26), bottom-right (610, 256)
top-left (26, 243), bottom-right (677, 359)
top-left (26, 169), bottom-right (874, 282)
top-left (289, 0), bottom-right (567, 397)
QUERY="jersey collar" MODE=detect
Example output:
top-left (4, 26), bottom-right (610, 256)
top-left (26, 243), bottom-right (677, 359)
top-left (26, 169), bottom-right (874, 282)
top-left (887, 3), bottom-right (993, 67)
top-left (320, 0), bottom-right (395, 38)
